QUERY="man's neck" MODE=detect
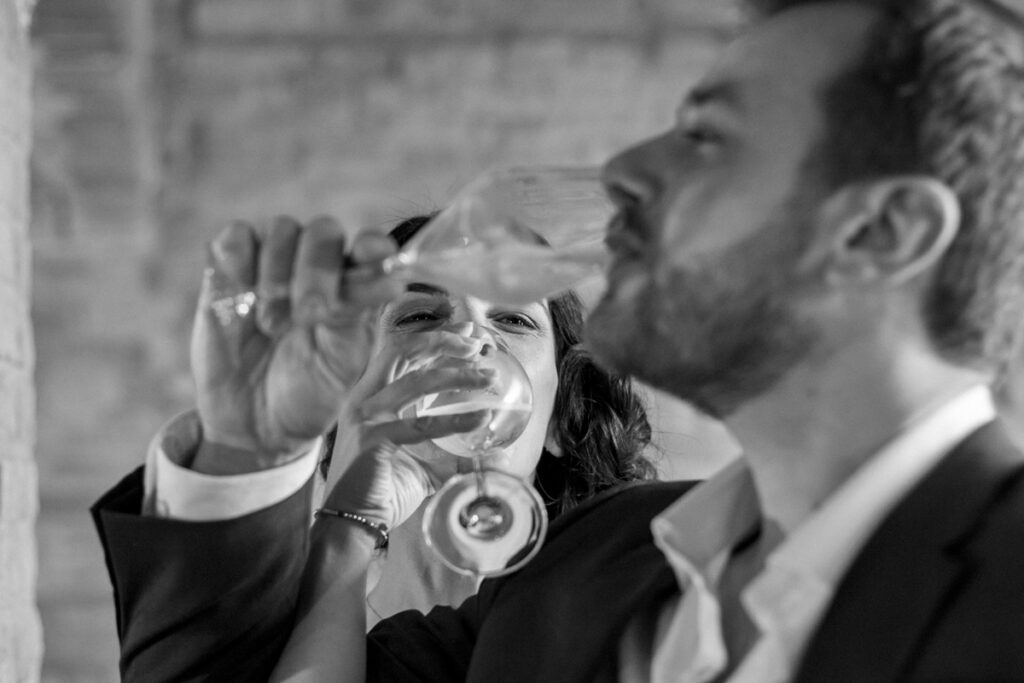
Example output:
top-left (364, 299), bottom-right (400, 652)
top-left (724, 340), bottom-right (988, 534)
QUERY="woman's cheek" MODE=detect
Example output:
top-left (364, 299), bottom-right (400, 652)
top-left (509, 359), bottom-right (559, 479)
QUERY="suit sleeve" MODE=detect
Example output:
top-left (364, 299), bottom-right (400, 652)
top-left (92, 466), bottom-right (313, 683)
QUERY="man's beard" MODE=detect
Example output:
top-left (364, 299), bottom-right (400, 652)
top-left (586, 215), bottom-right (819, 419)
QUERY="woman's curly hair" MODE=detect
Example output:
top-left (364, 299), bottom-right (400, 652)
top-left (322, 214), bottom-right (656, 520)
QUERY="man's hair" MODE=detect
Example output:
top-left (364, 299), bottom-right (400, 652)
top-left (322, 214), bottom-right (655, 519)
top-left (752, 0), bottom-right (1024, 382)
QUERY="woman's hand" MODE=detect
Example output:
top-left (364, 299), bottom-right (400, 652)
top-left (323, 328), bottom-right (495, 529)
top-left (190, 216), bottom-right (403, 473)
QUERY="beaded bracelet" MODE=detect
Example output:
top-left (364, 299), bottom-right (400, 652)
top-left (314, 508), bottom-right (390, 551)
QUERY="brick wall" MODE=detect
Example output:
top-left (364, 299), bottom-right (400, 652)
top-left (1, 0), bottom-right (41, 680)
top-left (31, 1), bottom-right (740, 678)
top-left (31, 0), bottom-right (167, 679)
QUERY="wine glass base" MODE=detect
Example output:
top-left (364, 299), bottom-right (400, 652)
top-left (423, 468), bottom-right (548, 578)
top-left (459, 495), bottom-right (514, 540)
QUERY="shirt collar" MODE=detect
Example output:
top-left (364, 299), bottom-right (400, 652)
top-left (765, 383), bottom-right (996, 585)
top-left (652, 384), bottom-right (996, 581)
top-left (651, 457), bottom-right (760, 582)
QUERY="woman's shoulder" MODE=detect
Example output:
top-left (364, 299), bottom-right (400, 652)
top-left (575, 477), bottom-right (698, 512)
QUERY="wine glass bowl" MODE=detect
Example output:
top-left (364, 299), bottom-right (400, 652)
top-left (379, 166), bottom-right (613, 306)
top-left (414, 333), bottom-right (549, 577)
top-left (416, 340), bottom-right (533, 458)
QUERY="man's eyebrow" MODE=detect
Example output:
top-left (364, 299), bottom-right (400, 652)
top-left (679, 81), bottom-right (746, 117)
top-left (405, 282), bottom-right (448, 296)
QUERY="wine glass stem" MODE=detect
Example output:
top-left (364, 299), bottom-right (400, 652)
top-left (472, 453), bottom-right (488, 498)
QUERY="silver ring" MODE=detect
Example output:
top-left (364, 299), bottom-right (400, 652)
top-left (210, 290), bottom-right (257, 327)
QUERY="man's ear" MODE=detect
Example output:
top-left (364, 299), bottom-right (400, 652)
top-left (822, 176), bottom-right (960, 287)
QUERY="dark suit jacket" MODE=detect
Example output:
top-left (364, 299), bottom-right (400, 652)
top-left (93, 422), bottom-right (1024, 682)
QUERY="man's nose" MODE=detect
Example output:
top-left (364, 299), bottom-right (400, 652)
top-left (601, 133), bottom-right (668, 208)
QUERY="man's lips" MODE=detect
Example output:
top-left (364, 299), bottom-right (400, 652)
top-left (604, 224), bottom-right (647, 266)
top-left (601, 214), bottom-right (650, 290)
top-left (604, 211), bottom-right (647, 253)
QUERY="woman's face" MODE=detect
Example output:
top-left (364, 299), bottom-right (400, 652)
top-left (371, 283), bottom-right (559, 480)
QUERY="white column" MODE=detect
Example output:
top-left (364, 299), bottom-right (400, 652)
top-left (0, 0), bottom-right (41, 681)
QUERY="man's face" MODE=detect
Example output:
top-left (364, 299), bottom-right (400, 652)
top-left (587, 2), bottom-right (880, 417)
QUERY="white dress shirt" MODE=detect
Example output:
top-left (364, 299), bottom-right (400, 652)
top-left (143, 411), bottom-right (320, 520)
top-left (619, 384), bottom-right (996, 683)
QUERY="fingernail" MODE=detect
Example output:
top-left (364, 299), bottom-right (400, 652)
top-left (222, 220), bottom-right (254, 246)
top-left (210, 236), bottom-right (232, 264)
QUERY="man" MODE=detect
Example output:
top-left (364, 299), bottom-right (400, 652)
top-left (94, 0), bottom-right (1024, 681)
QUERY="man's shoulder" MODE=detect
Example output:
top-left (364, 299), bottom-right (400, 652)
top-left (934, 419), bottom-right (1024, 543)
top-left (969, 455), bottom-right (1024, 554)
top-left (863, 420), bottom-right (1024, 564)
top-left (583, 477), bottom-right (698, 509)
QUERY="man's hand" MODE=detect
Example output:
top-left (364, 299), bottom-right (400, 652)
top-left (190, 216), bottom-right (403, 474)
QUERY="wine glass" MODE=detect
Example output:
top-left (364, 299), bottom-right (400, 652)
top-left (380, 166), bottom-right (613, 306)
top-left (415, 330), bottom-right (548, 577)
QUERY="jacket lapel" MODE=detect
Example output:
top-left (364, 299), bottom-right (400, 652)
top-left (795, 421), bottom-right (1024, 682)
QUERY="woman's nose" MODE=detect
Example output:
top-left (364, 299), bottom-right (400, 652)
top-left (446, 321), bottom-right (477, 338)
top-left (445, 322), bottom-right (500, 356)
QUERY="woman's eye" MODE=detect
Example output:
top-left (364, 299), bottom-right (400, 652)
top-left (493, 313), bottom-right (537, 330)
top-left (394, 310), bottom-right (442, 326)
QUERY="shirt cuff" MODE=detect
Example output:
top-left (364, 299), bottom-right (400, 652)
top-left (143, 410), bottom-right (322, 521)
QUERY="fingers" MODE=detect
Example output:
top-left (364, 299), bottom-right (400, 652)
top-left (358, 365), bottom-right (496, 422)
top-left (384, 330), bottom-right (487, 380)
top-left (290, 219), bottom-right (403, 319)
top-left (199, 220), bottom-right (260, 333)
top-left (350, 230), bottom-right (399, 263)
top-left (255, 216), bottom-right (301, 336)
top-left (343, 230), bottom-right (405, 307)
top-left (211, 220), bottom-right (259, 286)
top-left (193, 221), bottom-right (262, 383)
top-left (248, 217), bottom-right (402, 330)
top-left (363, 410), bottom-right (488, 448)
top-left (291, 215), bottom-right (347, 325)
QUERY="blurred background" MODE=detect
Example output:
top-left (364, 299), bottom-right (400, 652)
top-left (26, 0), bottom-right (742, 679)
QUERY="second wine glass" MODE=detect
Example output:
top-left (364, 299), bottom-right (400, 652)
top-left (380, 166), bottom-right (612, 306)
top-left (415, 332), bottom-right (548, 577)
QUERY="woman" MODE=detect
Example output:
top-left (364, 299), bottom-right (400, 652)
top-left (316, 214), bottom-right (655, 627)
top-left (93, 213), bottom-right (666, 681)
